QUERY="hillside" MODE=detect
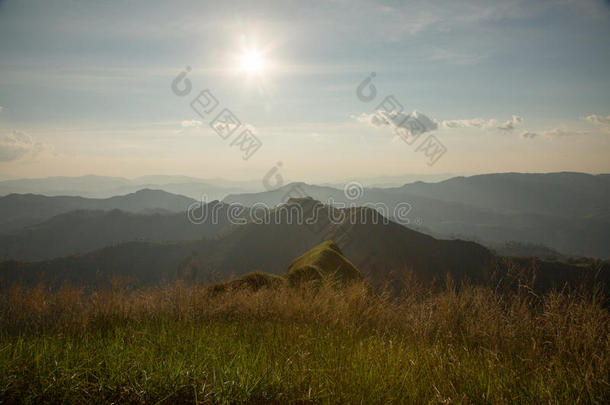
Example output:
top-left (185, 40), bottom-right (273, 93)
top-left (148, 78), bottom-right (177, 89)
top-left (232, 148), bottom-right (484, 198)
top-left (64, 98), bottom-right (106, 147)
top-left (285, 240), bottom-right (362, 286)
top-left (0, 241), bottom-right (200, 287)
top-left (0, 198), bottom-right (493, 287)
top-left (0, 202), bottom-right (235, 261)
top-left (0, 189), bottom-right (197, 233)
top-left (209, 241), bottom-right (363, 292)
top-left (399, 172), bottom-right (610, 218)
top-left (223, 173), bottom-right (610, 258)
top-left (2, 197), bottom-right (605, 291)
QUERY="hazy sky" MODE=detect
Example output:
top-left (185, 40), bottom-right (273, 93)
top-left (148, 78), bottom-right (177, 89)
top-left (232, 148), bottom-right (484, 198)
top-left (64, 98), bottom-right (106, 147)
top-left (0, 0), bottom-right (609, 182)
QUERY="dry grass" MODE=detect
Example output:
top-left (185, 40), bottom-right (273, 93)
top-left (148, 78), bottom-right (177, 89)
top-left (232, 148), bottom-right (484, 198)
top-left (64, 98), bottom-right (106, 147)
top-left (0, 278), bottom-right (608, 403)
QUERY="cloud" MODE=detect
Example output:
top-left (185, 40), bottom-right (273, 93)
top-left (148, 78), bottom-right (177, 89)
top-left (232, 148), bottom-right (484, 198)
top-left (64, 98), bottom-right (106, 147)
top-left (175, 120), bottom-right (205, 135)
top-left (497, 115), bottom-right (522, 131)
top-left (541, 128), bottom-right (587, 138)
top-left (0, 106), bottom-right (3, 113)
top-left (585, 114), bottom-right (610, 125)
top-left (0, 131), bottom-right (47, 162)
top-left (441, 118), bottom-right (493, 129)
top-left (181, 120), bottom-right (202, 128)
top-left (517, 114), bottom-right (610, 140)
top-left (520, 131), bottom-right (537, 139)
top-left (442, 115), bottom-right (522, 132)
top-left (519, 127), bottom-right (587, 140)
top-left (354, 110), bottom-right (438, 138)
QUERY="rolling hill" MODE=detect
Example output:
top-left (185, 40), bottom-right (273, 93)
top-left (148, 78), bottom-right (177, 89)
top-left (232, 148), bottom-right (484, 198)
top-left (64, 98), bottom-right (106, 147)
top-left (0, 189), bottom-right (197, 233)
top-left (397, 172), bottom-right (610, 218)
top-left (0, 201), bottom-right (237, 261)
top-left (285, 240), bottom-right (363, 286)
top-left (0, 175), bottom-right (256, 200)
top-left (1, 197), bottom-right (605, 291)
top-left (223, 173), bottom-right (610, 258)
top-left (0, 198), bottom-right (492, 288)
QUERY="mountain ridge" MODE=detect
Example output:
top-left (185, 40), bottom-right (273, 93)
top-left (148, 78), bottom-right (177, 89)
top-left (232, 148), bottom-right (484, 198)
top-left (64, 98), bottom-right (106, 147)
top-left (0, 189), bottom-right (197, 233)
top-left (1, 198), bottom-right (494, 288)
top-left (223, 173), bottom-right (610, 258)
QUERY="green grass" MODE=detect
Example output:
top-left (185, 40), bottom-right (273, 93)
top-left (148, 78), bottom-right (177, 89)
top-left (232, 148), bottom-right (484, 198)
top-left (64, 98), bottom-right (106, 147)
top-left (285, 241), bottom-right (362, 286)
top-left (0, 281), bottom-right (608, 404)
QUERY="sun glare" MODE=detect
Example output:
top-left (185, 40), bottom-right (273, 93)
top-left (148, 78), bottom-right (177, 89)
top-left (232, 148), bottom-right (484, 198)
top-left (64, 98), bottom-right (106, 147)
top-left (240, 50), bottom-right (264, 74)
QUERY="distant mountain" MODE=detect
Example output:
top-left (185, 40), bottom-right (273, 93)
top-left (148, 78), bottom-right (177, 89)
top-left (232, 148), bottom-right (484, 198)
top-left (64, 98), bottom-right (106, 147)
top-left (202, 198), bottom-right (495, 286)
top-left (490, 241), bottom-right (564, 259)
top-left (224, 182), bottom-right (346, 207)
top-left (0, 202), bottom-right (236, 261)
top-left (0, 175), bottom-right (258, 200)
top-left (320, 173), bottom-right (455, 189)
top-left (0, 198), bottom-right (494, 287)
top-left (223, 173), bottom-right (610, 259)
top-left (398, 172), bottom-right (610, 219)
top-left (0, 189), bottom-right (197, 233)
top-left (0, 175), bottom-right (129, 196)
top-left (4, 173), bottom-right (606, 263)
top-left (1, 197), bottom-right (605, 291)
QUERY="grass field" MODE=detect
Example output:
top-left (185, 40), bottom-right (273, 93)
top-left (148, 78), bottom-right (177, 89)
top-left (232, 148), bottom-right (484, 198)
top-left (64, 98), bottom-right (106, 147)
top-left (0, 280), bottom-right (608, 404)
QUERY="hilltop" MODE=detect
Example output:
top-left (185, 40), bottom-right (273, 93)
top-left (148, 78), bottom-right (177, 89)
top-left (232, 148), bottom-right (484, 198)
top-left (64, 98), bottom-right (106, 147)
top-left (285, 241), bottom-right (362, 286)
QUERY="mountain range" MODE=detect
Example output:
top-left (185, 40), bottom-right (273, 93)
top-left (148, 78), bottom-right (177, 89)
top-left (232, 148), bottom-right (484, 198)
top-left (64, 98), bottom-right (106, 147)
top-left (0, 174), bottom-right (456, 198)
top-left (0, 205), bottom-right (236, 261)
top-left (0, 198), bottom-right (494, 287)
top-left (224, 172), bottom-right (610, 258)
top-left (0, 172), bottom-right (608, 289)
top-left (0, 175), bottom-right (257, 200)
top-left (0, 189), bottom-right (196, 233)
top-left (2, 196), bottom-right (606, 293)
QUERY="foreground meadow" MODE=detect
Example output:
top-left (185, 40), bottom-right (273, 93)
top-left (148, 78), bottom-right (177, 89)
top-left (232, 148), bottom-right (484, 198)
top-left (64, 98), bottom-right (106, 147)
top-left (0, 280), bottom-right (608, 404)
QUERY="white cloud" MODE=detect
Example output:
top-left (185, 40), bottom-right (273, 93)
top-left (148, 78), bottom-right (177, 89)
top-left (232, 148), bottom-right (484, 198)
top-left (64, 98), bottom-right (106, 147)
top-left (583, 114), bottom-right (610, 135)
top-left (354, 110), bottom-right (438, 138)
top-left (442, 115), bottom-right (522, 132)
top-left (0, 131), bottom-right (47, 162)
top-left (181, 120), bottom-right (202, 128)
top-left (520, 131), bottom-right (538, 139)
top-left (497, 115), bottom-right (522, 131)
top-left (541, 128), bottom-right (587, 138)
top-left (519, 127), bottom-right (587, 140)
top-left (585, 114), bottom-right (610, 125)
top-left (441, 118), bottom-right (493, 129)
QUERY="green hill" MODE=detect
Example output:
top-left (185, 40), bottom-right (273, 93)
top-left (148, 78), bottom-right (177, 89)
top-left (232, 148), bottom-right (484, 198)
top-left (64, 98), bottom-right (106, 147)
top-left (285, 241), bottom-right (362, 286)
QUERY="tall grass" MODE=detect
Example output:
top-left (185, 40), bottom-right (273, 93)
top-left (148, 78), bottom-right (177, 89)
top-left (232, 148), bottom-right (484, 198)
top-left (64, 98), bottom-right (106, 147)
top-left (0, 279), bottom-right (608, 403)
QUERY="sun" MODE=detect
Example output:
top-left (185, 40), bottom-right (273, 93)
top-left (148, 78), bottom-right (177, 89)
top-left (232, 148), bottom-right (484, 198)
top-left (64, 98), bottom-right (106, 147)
top-left (240, 50), bottom-right (264, 74)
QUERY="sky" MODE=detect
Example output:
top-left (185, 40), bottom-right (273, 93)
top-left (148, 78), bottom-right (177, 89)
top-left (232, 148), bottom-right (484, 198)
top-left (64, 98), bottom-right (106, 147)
top-left (0, 0), bottom-right (609, 183)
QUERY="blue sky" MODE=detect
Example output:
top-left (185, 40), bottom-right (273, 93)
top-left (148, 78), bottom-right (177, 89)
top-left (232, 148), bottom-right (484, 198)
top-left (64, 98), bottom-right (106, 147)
top-left (0, 0), bottom-right (609, 182)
